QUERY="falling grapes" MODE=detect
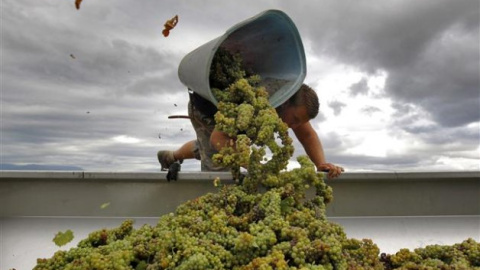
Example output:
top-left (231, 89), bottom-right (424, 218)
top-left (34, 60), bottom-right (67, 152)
top-left (34, 48), bottom-right (480, 270)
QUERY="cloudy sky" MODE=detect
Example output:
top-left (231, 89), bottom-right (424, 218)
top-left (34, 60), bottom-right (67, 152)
top-left (2, 0), bottom-right (479, 172)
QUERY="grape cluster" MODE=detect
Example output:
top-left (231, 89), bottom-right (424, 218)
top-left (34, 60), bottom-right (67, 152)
top-left (212, 77), bottom-right (292, 184)
top-left (35, 161), bottom-right (385, 270)
top-left (34, 49), bottom-right (480, 270)
top-left (381, 238), bottom-right (480, 269)
top-left (209, 47), bottom-right (248, 91)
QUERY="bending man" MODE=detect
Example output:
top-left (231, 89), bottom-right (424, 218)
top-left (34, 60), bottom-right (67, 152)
top-left (158, 84), bottom-right (343, 179)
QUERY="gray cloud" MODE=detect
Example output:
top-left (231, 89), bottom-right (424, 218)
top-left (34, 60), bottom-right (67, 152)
top-left (328, 101), bottom-right (347, 116)
top-left (361, 106), bottom-right (382, 116)
top-left (2, 0), bottom-right (478, 172)
top-left (315, 111), bottom-right (327, 123)
top-left (292, 0), bottom-right (479, 127)
top-left (402, 123), bottom-right (479, 146)
top-left (386, 24), bottom-right (479, 127)
top-left (349, 78), bottom-right (369, 96)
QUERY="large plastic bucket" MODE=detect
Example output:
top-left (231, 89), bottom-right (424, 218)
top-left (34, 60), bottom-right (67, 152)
top-left (178, 9), bottom-right (306, 108)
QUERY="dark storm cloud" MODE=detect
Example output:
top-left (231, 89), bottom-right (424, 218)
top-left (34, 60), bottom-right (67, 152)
top-left (2, 95), bottom-right (160, 147)
top-left (125, 69), bottom-right (184, 96)
top-left (1, 0), bottom-right (196, 170)
top-left (391, 100), bottom-right (479, 148)
top-left (288, 0), bottom-right (479, 128)
top-left (402, 123), bottom-right (479, 146)
top-left (3, 0), bottom-right (478, 172)
top-left (3, 0), bottom-right (184, 97)
top-left (386, 26), bottom-right (479, 127)
top-left (3, 30), bottom-right (179, 93)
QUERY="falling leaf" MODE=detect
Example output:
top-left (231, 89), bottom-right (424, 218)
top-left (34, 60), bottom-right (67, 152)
top-left (100, 202), bottom-right (110, 209)
top-left (53, 229), bottom-right (74, 247)
top-left (162, 15), bottom-right (179, 37)
top-left (213, 177), bottom-right (221, 187)
top-left (70, 54), bottom-right (76, 59)
top-left (75, 0), bottom-right (82, 10)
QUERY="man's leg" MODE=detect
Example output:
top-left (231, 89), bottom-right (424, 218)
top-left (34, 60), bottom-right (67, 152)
top-left (157, 100), bottom-right (226, 172)
top-left (158, 140), bottom-right (196, 171)
top-left (173, 140), bottom-right (196, 160)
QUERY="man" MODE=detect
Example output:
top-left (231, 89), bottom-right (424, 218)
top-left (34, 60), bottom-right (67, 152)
top-left (158, 84), bottom-right (344, 179)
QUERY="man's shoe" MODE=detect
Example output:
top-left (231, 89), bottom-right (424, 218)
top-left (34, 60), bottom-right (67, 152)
top-left (166, 161), bottom-right (181, 181)
top-left (157, 151), bottom-right (176, 171)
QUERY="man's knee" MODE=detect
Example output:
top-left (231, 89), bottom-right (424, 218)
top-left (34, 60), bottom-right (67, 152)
top-left (192, 141), bottom-right (201, 160)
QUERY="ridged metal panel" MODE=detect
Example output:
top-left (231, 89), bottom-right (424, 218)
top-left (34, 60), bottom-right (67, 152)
top-left (1, 171), bottom-right (479, 270)
top-left (1, 171), bottom-right (479, 217)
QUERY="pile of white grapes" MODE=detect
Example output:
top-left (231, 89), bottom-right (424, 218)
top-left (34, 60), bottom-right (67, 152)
top-left (34, 48), bottom-right (479, 270)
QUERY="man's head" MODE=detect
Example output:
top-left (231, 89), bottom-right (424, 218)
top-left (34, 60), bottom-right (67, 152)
top-left (276, 84), bottom-right (319, 129)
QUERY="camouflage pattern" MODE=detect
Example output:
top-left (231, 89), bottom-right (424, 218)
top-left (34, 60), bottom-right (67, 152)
top-left (188, 101), bottom-right (229, 172)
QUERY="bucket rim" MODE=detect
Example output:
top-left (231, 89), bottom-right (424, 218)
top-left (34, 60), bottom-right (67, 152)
top-left (182, 9), bottom-right (307, 108)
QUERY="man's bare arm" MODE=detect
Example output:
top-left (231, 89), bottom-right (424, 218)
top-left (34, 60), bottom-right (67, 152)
top-left (292, 121), bottom-right (344, 178)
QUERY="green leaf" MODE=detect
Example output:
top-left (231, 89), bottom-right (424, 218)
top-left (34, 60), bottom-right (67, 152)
top-left (52, 229), bottom-right (74, 247)
top-left (100, 202), bottom-right (111, 209)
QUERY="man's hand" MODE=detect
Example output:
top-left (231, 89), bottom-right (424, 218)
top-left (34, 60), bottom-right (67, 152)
top-left (318, 163), bottom-right (344, 179)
